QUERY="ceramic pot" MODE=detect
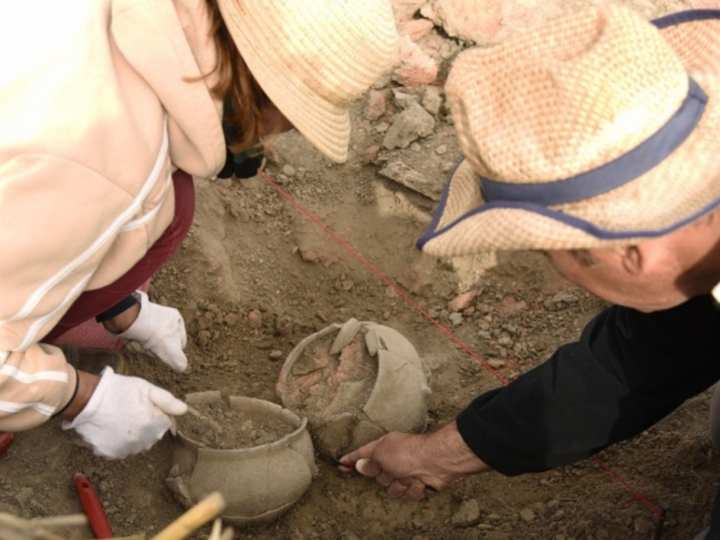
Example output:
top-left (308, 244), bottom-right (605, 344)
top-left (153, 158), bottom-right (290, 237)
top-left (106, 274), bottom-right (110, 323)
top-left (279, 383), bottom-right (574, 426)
top-left (166, 391), bottom-right (316, 526)
top-left (277, 318), bottom-right (431, 455)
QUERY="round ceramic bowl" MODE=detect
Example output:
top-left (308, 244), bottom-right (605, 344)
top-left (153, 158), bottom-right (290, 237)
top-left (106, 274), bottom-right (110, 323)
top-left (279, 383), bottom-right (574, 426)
top-left (277, 318), bottom-right (431, 456)
top-left (165, 391), bottom-right (316, 526)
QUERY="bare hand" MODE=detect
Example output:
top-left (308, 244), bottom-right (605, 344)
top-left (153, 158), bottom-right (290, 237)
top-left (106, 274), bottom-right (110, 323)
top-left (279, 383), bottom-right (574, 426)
top-left (340, 422), bottom-right (491, 501)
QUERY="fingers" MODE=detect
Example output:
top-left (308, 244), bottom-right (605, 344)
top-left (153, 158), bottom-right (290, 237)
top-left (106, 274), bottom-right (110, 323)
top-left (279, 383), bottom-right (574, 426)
top-left (355, 458), bottom-right (383, 478)
top-left (165, 346), bottom-right (188, 373)
top-left (386, 478), bottom-right (428, 501)
top-left (355, 457), bottom-right (434, 501)
top-left (341, 437), bottom-right (383, 468)
top-left (149, 386), bottom-right (188, 416)
top-left (179, 318), bottom-right (188, 349)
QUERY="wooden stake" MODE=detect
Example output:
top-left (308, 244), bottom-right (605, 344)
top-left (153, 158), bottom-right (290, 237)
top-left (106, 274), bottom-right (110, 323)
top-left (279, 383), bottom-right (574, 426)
top-left (151, 492), bottom-right (226, 540)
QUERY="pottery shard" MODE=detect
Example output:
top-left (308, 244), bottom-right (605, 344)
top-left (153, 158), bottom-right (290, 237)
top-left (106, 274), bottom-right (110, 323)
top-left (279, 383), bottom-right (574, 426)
top-left (448, 291), bottom-right (477, 312)
top-left (379, 160), bottom-right (443, 201)
top-left (364, 90), bottom-right (388, 121)
top-left (397, 18), bottom-right (435, 41)
top-left (382, 101), bottom-right (436, 150)
top-left (392, 35), bottom-right (439, 89)
top-left (363, 349), bottom-right (430, 433)
top-left (391, 0), bottom-right (429, 23)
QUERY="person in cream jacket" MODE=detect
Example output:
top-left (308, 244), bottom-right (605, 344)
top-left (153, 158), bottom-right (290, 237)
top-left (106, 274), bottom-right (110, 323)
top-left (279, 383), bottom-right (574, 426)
top-left (0, 0), bottom-right (397, 458)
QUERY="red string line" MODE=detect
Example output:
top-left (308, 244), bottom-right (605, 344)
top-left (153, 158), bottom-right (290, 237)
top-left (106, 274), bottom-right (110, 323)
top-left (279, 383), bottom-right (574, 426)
top-left (257, 168), bottom-right (662, 518)
top-left (592, 456), bottom-right (662, 517)
top-left (258, 170), bottom-right (508, 385)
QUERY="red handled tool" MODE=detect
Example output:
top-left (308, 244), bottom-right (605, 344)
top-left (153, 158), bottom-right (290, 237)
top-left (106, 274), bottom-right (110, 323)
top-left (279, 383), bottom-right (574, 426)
top-left (0, 431), bottom-right (15, 458)
top-left (74, 473), bottom-right (113, 539)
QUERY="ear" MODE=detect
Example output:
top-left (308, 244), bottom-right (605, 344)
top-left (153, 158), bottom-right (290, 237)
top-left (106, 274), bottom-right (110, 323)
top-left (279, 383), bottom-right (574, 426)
top-left (617, 245), bottom-right (643, 274)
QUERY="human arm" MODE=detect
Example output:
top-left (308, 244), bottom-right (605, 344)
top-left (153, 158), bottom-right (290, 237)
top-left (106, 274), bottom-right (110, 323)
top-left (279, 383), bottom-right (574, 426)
top-left (342, 421), bottom-right (491, 501)
top-left (55, 370), bottom-right (100, 421)
top-left (61, 367), bottom-right (187, 459)
top-left (458, 294), bottom-right (720, 475)
top-left (111, 0), bottom-right (226, 178)
top-left (343, 294), bottom-right (720, 493)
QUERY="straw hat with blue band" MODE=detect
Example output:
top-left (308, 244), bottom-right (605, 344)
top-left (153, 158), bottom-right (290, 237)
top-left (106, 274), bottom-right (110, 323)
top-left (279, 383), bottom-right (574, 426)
top-left (217, 0), bottom-right (398, 165)
top-left (417, 6), bottom-right (720, 257)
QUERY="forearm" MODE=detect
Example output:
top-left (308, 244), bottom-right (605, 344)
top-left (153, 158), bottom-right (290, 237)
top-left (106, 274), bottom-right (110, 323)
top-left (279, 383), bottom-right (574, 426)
top-left (458, 295), bottom-right (720, 476)
top-left (0, 345), bottom-right (79, 431)
top-left (416, 421), bottom-right (492, 482)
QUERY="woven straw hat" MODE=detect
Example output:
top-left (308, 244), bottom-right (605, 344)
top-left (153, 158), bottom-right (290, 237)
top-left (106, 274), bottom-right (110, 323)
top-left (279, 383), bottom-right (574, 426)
top-left (417, 6), bottom-right (720, 256)
top-left (217, 0), bottom-right (398, 164)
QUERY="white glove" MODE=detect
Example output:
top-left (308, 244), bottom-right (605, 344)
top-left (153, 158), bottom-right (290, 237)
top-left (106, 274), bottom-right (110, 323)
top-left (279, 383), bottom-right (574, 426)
top-left (62, 367), bottom-right (187, 459)
top-left (119, 291), bottom-right (188, 372)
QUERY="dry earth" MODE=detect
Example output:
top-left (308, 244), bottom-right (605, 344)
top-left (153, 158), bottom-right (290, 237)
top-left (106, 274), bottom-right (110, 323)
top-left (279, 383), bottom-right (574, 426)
top-left (2, 1), bottom-right (720, 539)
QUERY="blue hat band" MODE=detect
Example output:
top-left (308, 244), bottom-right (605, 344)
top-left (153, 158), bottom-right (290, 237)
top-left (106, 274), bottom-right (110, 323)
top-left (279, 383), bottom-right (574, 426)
top-left (478, 77), bottom-right (707, 206)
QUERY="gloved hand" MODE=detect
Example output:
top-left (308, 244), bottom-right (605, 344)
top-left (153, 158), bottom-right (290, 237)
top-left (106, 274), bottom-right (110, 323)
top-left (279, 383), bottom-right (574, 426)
top-left (62, 367), bottom-right (187, 459)
top-left (119, 291), bottom-right (188, 372)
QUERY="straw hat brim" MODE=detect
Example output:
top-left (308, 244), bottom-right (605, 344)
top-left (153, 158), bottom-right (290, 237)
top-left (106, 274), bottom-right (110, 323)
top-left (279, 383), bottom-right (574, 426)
top-left (217, 0), bottom-right (350, 163)
top-left (418, 11), bottom-right (720, 256)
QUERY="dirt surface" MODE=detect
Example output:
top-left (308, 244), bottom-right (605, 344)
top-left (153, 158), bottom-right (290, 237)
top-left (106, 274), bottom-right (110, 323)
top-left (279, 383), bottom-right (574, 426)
top-left (3, 2), bottom-right (720, 539)
top-left (177, 396), bottom-right (296, 450)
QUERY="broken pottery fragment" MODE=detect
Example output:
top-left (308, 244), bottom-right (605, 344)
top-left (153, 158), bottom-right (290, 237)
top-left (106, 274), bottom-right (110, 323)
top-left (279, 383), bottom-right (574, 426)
top-left (166, 391), bottom-right (316, 526)
top-left (277, 318), bottom-right (431, 455)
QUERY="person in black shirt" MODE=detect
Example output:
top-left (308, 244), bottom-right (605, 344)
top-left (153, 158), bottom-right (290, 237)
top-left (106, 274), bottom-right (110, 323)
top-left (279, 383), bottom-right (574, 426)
top-left (342, 6), bottom-right (720, 539)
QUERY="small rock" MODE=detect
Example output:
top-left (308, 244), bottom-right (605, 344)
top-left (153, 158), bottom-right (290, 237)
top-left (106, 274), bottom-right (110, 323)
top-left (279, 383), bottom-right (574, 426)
top-left (520, 508), bottom-right (536, 522)
top-left (397, 18), bottom-right (435, 41)
top-left (341, 280), bottom-right (355, 291)
top-left (382, 102), bottom-right (436, 150)
top-left (448, 291), bottom-right (477, 312)
top-left (449, 312), bottom-right (464, 326)
top-left (196, 330), bottom-right (212, 347)
top-left (282, 164), bottom-right (296, 177)
top-left (269, 350), bottom-right (283, 361)
top-left (392, 35), bottom-right (438, 88)
top-left (441, 161), bottom-right (456, 173)
top-left (451, 498), bottom-right (480, 526)
top-left (633, 517), bottom-right (654, 535)
top-left (364, 89), bottom-right (387, 121)
top-left (552, 291), bottom-right (578, 304)
top-left (362, 145), bottom-right (382, 165)
top-left (393, 89), bottom-right (420, 109)
top-left (379, 160), bottom-right (442, 201)
top-left (247, 309), bottom-right (263, 329)
top-left (15, 487), bottom-right (34, 506)
top-left (422, 86), bottom-right (443, 116)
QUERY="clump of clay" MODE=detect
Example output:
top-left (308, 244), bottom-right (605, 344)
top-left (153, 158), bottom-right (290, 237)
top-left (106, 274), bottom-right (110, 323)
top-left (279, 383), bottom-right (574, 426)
top-left (277, 318), bottom-right (431, 456)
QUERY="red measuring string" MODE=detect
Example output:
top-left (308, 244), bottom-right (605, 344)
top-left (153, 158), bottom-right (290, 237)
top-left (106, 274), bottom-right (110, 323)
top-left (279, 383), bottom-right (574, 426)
top-left (257, 169), bottom-right (663, 519)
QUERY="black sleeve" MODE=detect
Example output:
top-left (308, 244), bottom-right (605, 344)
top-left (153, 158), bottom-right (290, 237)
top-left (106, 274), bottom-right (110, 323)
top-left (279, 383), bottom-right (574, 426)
top-left (456, 294), bottom-right (720, 476)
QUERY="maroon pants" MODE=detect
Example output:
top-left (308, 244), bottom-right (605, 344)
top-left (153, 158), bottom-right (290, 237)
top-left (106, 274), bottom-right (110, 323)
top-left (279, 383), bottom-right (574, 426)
top-left (43, 171), bottom-right (195, 343)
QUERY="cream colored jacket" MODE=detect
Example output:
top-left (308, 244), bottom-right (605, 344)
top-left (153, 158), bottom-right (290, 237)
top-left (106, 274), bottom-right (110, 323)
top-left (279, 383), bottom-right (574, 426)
top-left (0, 0), bottom-right (225, 430)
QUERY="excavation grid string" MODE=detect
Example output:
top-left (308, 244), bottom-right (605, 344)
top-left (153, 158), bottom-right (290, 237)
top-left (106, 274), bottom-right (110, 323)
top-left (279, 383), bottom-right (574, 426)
top-left (257, 169), bottom-right (664, 520)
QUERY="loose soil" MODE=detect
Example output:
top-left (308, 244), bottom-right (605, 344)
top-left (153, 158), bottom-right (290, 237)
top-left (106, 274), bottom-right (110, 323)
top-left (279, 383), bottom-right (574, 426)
top-left (2, 2), bottom-right (720, 539)
top-left (177, 398), bottom-right (295, 450)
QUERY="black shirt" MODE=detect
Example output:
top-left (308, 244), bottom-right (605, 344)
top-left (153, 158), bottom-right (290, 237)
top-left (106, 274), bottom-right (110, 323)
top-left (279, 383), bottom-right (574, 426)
top-left (457, 294), bottom-right (720, 476)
